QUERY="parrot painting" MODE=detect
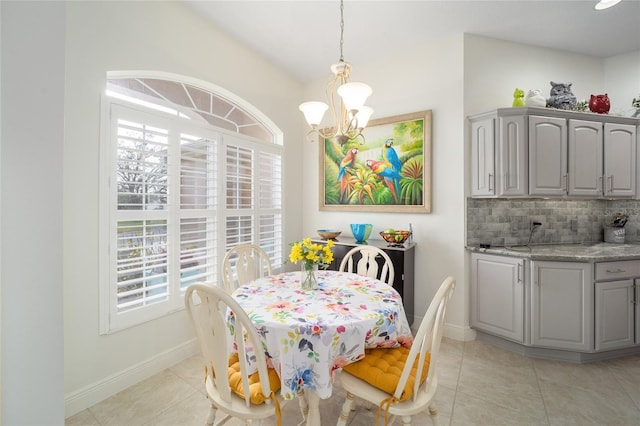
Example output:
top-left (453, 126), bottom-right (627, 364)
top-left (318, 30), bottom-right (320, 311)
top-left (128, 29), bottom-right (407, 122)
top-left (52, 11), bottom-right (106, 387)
top-left (382, 138), bottom-right (402, 174)
top-left (337, 148), bottom-right (358, 202)
top-left (366, 159), bottom-right (401, 202)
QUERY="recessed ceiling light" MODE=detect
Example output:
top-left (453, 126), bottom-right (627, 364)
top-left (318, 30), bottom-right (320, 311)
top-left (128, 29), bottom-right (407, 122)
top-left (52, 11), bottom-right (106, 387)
top-left (595, 0), bottom-right (622, 10)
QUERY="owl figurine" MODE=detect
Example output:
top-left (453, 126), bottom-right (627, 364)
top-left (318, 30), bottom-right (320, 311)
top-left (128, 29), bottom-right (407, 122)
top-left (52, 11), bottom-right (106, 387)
top-left (512, 88), bottom-right (525, 107)
top-left (525, 89), bottom-right (547, 107)
top-left (631, 96), bottom-right (640, 118)
top-left (547, 81), bottom-right (577, 109)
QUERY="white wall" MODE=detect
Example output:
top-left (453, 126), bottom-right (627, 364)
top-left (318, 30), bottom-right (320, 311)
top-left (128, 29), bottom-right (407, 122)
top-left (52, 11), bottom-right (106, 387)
top-left (63, 1), bottom-right (303, 416)
top-left (464, 35), bottom-right (605, 116)
top-left (301, 34), bottom-right (469, 339)
top-left (1, 1), bottom-right (66, 423)
top-left (604, 51), bottom-right (640, 115)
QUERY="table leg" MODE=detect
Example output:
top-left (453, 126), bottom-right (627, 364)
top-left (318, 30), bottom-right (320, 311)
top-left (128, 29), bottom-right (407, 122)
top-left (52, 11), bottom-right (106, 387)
top-left (303, 389), bottom-right (321, 426)
top-left (297, 391), bottom-right (309, 419)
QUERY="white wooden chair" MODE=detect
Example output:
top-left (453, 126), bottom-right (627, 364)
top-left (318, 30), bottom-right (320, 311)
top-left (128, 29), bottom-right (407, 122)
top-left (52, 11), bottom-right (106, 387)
top-left (336, 277), bottom-right (456, 426)
top-left (185, 283), bottom-right (290, 426)
top-left (221, 244), bottom-right (273, 293)
top-left (338, 245), bottom-right (395, 286)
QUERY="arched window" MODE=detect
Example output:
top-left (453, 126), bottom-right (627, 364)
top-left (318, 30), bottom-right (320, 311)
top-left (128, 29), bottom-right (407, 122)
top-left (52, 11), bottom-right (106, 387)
top-left (100, 72), bottom-right (283, 332)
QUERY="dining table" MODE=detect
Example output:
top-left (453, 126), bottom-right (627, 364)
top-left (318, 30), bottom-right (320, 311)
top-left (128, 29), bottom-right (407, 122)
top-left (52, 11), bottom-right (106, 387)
top-left (230, 269), bottom-right (413, 426)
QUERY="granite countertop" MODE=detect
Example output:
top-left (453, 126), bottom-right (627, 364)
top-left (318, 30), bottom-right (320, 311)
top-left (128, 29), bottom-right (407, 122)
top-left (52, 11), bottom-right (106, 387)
top-left (466, 243), bottom-right (640, 262)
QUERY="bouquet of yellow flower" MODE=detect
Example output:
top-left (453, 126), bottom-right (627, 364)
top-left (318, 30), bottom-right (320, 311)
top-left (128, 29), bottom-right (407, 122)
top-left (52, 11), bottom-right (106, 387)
top-left (289, 237), bottom-right (334, 271)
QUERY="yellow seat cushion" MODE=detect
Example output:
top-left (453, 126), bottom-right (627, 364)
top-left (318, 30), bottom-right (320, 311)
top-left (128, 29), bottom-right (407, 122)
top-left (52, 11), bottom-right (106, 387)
top-left (342, 346), bottom-right (430, 401)
top-left (226, 353), bottom-right (281, 404)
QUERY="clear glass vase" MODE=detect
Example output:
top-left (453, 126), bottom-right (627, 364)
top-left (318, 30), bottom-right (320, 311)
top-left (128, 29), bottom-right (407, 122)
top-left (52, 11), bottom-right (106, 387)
top-left (301, 263), bottom-right (318, 290)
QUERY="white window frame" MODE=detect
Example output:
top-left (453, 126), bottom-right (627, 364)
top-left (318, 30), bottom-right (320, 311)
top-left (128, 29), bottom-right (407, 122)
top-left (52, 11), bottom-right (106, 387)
top-left (99, 73), bottom-right (284, 333)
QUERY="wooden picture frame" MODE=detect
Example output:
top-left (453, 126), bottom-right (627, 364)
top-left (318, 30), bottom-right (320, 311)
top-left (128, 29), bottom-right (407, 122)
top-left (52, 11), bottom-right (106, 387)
top-left (319, 110), bottom-right (431, 213)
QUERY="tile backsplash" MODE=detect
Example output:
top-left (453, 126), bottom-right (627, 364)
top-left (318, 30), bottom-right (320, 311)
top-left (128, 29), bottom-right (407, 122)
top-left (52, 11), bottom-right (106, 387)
top-left (466, 198), bottom-right (640, 247)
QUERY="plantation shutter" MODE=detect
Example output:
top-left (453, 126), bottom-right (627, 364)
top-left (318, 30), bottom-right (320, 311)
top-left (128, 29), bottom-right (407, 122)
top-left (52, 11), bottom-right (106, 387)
top-left (179, 132), bottom-right (218, 292)
top-left (109, 104), bottom-right (221, 328)
top-left (114, 111), bottom-right (170, 318)
top-left (102, 89), bottom-right (282, 333)
top-left (258, 151), bottom-right (283, 266)
top-left (224, 143), bottom-right (254, 250)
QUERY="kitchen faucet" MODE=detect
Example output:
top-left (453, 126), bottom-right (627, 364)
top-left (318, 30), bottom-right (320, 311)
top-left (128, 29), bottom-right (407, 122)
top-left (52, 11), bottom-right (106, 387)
top-left (527, 221), bottom-right (542, 246)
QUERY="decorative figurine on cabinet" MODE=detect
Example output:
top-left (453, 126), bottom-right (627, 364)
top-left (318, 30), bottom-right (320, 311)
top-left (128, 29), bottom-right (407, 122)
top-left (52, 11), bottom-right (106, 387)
top-left (589, 94), bottom-right (610, 114)
top-left (524, 89), bottom-right (546, 107)
top-left (512, 88), bottom-right (525, 107)
top-left (547, 81), bottom-right (577, 109)
top-left (632, 95), bottom-right (640, 117)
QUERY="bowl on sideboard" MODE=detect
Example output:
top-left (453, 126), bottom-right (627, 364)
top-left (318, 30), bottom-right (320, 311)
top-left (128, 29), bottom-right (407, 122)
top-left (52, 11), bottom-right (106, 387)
top-left (317, 229), bottom-right (342, 240)
top-left (350, 224), bottom-right (373, 243)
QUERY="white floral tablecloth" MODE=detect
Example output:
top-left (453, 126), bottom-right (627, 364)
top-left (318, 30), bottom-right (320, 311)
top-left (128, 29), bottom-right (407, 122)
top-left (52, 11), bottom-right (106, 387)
top-left (230, 270), bottom-right (413, 400)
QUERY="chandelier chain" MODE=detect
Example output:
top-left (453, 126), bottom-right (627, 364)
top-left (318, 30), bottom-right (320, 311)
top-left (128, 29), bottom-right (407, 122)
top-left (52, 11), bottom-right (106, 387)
top-left (339, 0), bottom-right (344, 62)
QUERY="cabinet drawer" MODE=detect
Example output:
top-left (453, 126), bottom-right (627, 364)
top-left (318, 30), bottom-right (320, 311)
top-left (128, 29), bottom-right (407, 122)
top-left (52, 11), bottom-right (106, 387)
top-left (595, 260), bottom-right (640, 280)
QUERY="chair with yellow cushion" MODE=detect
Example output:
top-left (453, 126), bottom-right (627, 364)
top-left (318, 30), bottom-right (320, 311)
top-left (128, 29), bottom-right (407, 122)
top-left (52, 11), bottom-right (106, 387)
top-left (336, 276), bottom-right (455, 426)
top-left (185, 283), bottom-right (292, 426)
top-left (221, 244), bottom-right (273, 294)
top-left (338, 245), bottom-right (395, 286)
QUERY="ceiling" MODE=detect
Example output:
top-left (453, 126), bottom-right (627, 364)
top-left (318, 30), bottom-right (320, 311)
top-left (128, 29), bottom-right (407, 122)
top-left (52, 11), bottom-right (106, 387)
top-left (184, 0), bottom-right (640, 83)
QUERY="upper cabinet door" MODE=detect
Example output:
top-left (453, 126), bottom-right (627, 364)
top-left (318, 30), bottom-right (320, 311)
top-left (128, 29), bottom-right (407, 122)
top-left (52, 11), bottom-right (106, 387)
top-left (568, 119), bottom-right (603, 197)
top-left (470, 116), bottom-right (495, 197)
top-left (529, 115), bottom-right (567, 196)
top-left (604, 123), bottom-right (636, 197)
top-left (498, 115), bottom-right (528, 196)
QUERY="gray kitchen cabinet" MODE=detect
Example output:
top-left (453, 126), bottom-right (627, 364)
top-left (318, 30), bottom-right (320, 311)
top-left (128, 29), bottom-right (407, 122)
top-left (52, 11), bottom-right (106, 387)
top-left (531, 260), bottom-right (593, 351)
top-left (469, 111), bottom-right (527, 197)
top-left (471, 253), bottom-right (525, 343)
top-left (532, 118), bottom-right (636, 198)
top-left (636, 279), bottom-right (640, 345)
top-left (469, 107), bottom-right (639, 199)
top-left (603, 122), bottom-right (636, 197)
top-left (470, 115), bottom-right (495, 196)
top-left (568, 119), bottom-right (603, 197)
top-left (528, 115), bottom-right (567, 196)
top-left (594, 260), bottom-right (640, 350)
top-left (595, 279), bottom-right (635, 351)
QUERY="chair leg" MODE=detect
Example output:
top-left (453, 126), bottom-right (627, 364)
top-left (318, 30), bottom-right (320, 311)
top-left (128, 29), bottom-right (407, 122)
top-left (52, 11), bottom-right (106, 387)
top-left (400, 415), bottom-right (412, 426)
top-left (206, 402), bottom-right (216, 425)
top-left (336, 391), bottom-right (355, 426)
top-left (428, 402), bottom-right (440, 426)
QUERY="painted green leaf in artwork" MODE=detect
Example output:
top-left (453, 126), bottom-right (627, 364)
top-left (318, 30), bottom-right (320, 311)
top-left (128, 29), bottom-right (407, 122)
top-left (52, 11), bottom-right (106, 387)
top-left (400, 156), bottom-right (424, 205)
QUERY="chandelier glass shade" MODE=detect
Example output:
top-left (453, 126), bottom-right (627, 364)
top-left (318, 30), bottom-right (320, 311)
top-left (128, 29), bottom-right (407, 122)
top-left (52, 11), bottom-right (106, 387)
top-left (298, 0), bottom-right (373, 145)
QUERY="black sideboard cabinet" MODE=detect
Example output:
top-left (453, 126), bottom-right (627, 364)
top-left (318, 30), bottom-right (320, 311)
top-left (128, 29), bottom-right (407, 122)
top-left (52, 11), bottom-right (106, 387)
top-left (313, 237), bottom-right (416, 326)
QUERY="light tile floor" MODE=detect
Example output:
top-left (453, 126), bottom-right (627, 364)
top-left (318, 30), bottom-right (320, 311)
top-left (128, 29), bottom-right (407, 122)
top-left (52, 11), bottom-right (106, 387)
top-left (66, 338), bottom-right (640, 425)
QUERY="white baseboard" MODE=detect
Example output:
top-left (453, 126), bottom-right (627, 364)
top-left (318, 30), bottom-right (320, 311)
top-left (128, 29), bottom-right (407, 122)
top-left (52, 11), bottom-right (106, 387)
top-left (64, 338), bottom-right (199, 418)
top-left (444, 322), bottom-right (476, 341)
top-left (410, 317), bottom-right (477, 342)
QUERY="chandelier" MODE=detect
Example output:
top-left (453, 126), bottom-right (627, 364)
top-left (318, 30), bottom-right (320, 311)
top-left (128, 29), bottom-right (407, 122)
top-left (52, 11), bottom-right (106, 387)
top-left (298, 0), bottom-right (373, 145)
